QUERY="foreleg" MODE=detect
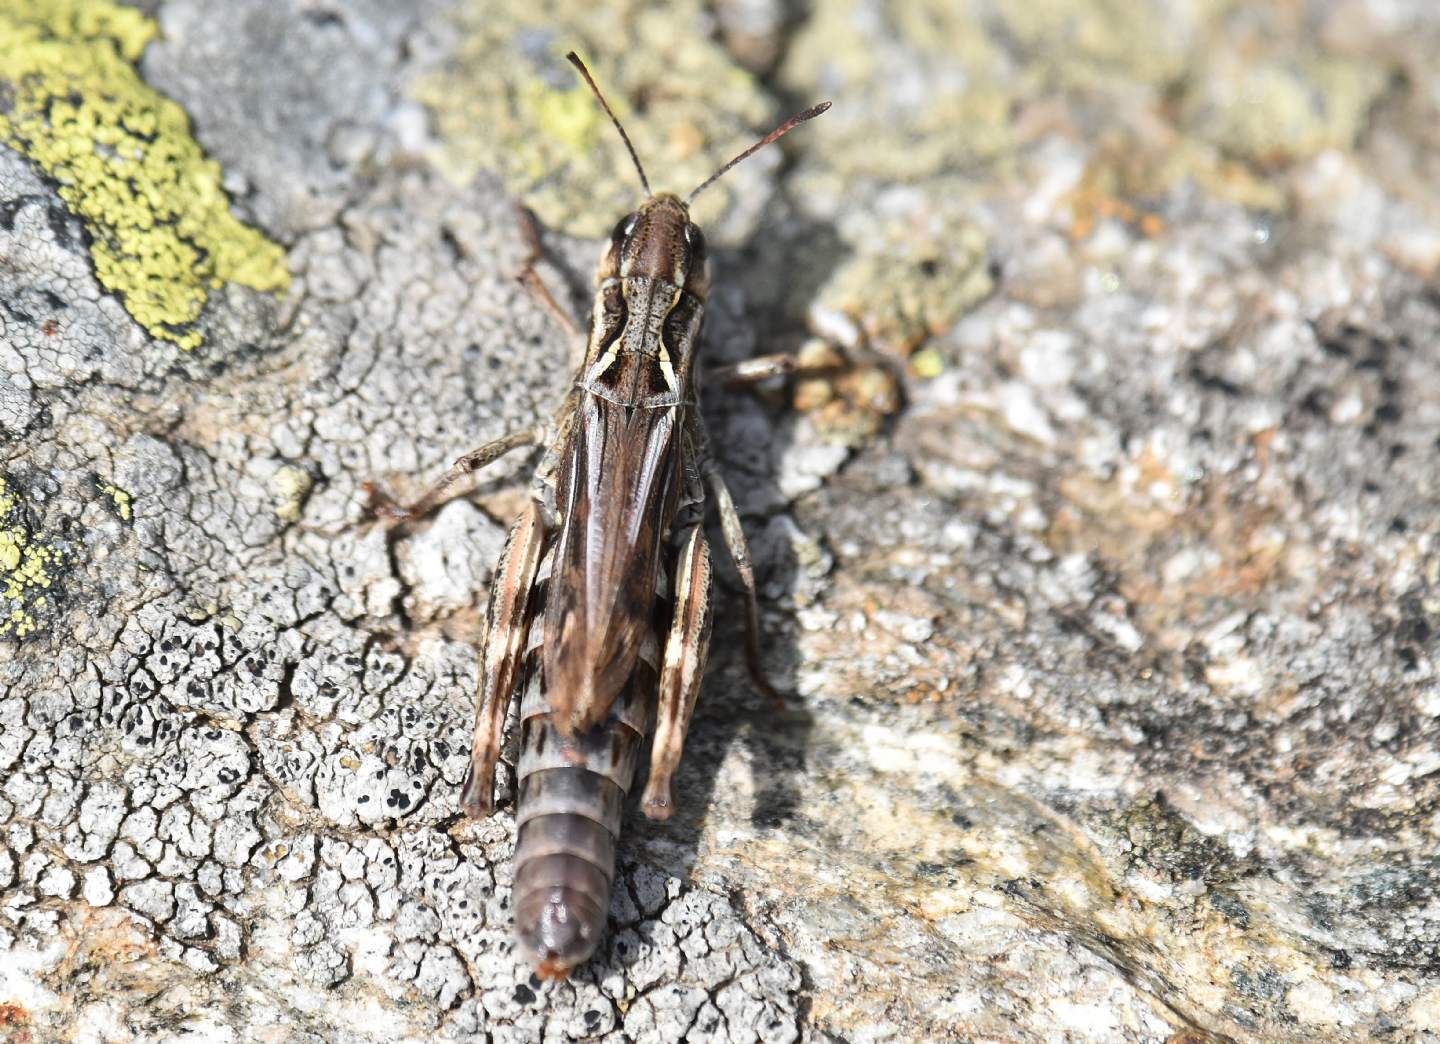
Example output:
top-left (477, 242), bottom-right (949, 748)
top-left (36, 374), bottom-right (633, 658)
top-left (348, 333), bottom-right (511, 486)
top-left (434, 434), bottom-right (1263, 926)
top-left (706, 352), bottom-right (842, 386)
top-left (515, 203), bottom-right (583, 342)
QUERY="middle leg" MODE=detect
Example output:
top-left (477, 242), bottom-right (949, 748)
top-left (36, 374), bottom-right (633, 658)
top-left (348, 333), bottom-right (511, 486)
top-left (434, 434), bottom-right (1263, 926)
top-left (705, 466), bottom-right (785, 710)
top-left (365, 426), bottom-right (542, 523)
top-left (515, 203), bottom-right (583, 342)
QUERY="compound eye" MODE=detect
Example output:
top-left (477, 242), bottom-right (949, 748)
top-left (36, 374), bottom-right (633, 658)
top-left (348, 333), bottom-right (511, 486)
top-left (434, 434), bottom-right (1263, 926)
top-left (611, 214), bottom-right (637, 243)
top-left (684, 223), bottom-right (706, 259)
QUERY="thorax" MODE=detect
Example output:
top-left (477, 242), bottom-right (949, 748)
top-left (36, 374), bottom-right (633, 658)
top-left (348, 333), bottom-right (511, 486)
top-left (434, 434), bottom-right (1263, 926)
top-left (578, 274), bottom-right (704, 409)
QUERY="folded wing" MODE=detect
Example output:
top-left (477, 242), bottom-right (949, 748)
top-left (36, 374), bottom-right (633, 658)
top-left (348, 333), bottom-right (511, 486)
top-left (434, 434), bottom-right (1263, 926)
top-left (543, 394), bottom-right (679, 732)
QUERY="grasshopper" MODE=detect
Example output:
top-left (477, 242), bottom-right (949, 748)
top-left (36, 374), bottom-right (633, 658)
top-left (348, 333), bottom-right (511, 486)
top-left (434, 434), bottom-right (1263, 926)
top-left (369, 52), bottom-right (828, 978)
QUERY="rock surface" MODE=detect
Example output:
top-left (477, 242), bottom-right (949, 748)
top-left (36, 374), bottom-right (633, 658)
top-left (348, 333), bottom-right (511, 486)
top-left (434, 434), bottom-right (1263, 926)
top-left (4, 1), bottom-right (1440, 1041)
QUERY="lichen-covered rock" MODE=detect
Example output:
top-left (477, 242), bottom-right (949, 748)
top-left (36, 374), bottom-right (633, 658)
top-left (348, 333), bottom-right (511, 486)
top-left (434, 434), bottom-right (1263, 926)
top-left (5, 0), bottom-right (1440, 1042)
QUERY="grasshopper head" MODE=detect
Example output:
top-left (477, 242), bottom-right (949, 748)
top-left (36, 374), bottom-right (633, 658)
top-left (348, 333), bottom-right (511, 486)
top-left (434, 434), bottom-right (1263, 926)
top-left (599, 192), bottom-right (709, 298)
top-left (565, 50), bottom-right (826, 301)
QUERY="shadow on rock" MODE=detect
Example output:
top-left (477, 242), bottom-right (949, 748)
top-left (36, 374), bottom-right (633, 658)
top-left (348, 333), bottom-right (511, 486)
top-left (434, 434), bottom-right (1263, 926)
top-left (616, 206), bottom-right (849, 887)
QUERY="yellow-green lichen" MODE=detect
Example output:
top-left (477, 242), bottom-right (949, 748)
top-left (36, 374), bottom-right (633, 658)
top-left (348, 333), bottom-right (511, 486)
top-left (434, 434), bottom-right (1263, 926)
top-left (778, 0), bottom-right (1020, 182)
top-left (0, 477), bottom-right (64, 640)
top-left (269, 465), bottom-right (313, 523)
top-left (184, 602), bottom-right (220, 623)
top-left (0, 0), bottom-right (290, 350)
top-left (98, 480), bottom-right (133, 522)
top-left (819, 206), bottom-right (993, 359)
top-left (1180, 52), bottom-right (1388, 166)
top-left (909, 348), bottom-right (944, 379)
top-left (998, 0), bottom-right (1192, 93)
top-left (779, 0), bottom-right (1390, 199)
top-left (409, 2), bottom-right (774, 237)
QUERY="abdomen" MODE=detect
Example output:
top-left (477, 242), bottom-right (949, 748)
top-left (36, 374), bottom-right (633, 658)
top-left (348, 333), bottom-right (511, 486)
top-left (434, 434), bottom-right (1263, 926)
top-left (511, 627), bottom-right (657, 977)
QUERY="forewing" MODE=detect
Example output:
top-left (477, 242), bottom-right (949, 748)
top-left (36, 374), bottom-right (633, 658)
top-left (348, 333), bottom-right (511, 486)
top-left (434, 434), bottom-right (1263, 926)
top-left (544, 394), bottom-right (677, 731)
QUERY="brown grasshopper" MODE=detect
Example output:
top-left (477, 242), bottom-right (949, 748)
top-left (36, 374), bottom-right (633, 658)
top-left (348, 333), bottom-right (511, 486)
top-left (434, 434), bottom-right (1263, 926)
top-left (368, 53), bottom-right (828, 978)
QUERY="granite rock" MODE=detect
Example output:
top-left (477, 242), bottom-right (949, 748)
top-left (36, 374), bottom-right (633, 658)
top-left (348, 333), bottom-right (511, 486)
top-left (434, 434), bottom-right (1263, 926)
top-left (4, 1), bottom-right (1440, 1042)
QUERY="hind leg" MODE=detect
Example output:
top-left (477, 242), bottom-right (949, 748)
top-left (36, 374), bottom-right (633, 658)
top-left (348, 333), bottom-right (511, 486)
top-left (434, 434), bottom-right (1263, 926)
top-left (460, 498), bottom-right (548, 816)
top-left (641, 523), bottom-right (714, 820)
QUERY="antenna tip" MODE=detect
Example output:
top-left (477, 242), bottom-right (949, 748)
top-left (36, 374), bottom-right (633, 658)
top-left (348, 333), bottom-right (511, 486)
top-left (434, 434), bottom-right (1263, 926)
top-left (809, 101), bottom-right (833, 118)
top-left (564, 48), bottom-right (653, 197)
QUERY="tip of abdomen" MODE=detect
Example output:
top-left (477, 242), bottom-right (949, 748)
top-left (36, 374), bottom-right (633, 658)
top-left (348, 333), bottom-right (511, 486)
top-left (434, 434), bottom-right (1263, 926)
top-left (515, 878), bottom-right (609, 978)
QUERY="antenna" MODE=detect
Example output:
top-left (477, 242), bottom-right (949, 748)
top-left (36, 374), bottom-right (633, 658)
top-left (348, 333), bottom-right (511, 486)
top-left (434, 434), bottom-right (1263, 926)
top-left (566, 51), bottom-right (652, 198)
top-left (687, 101), bottom-right (831, 204)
